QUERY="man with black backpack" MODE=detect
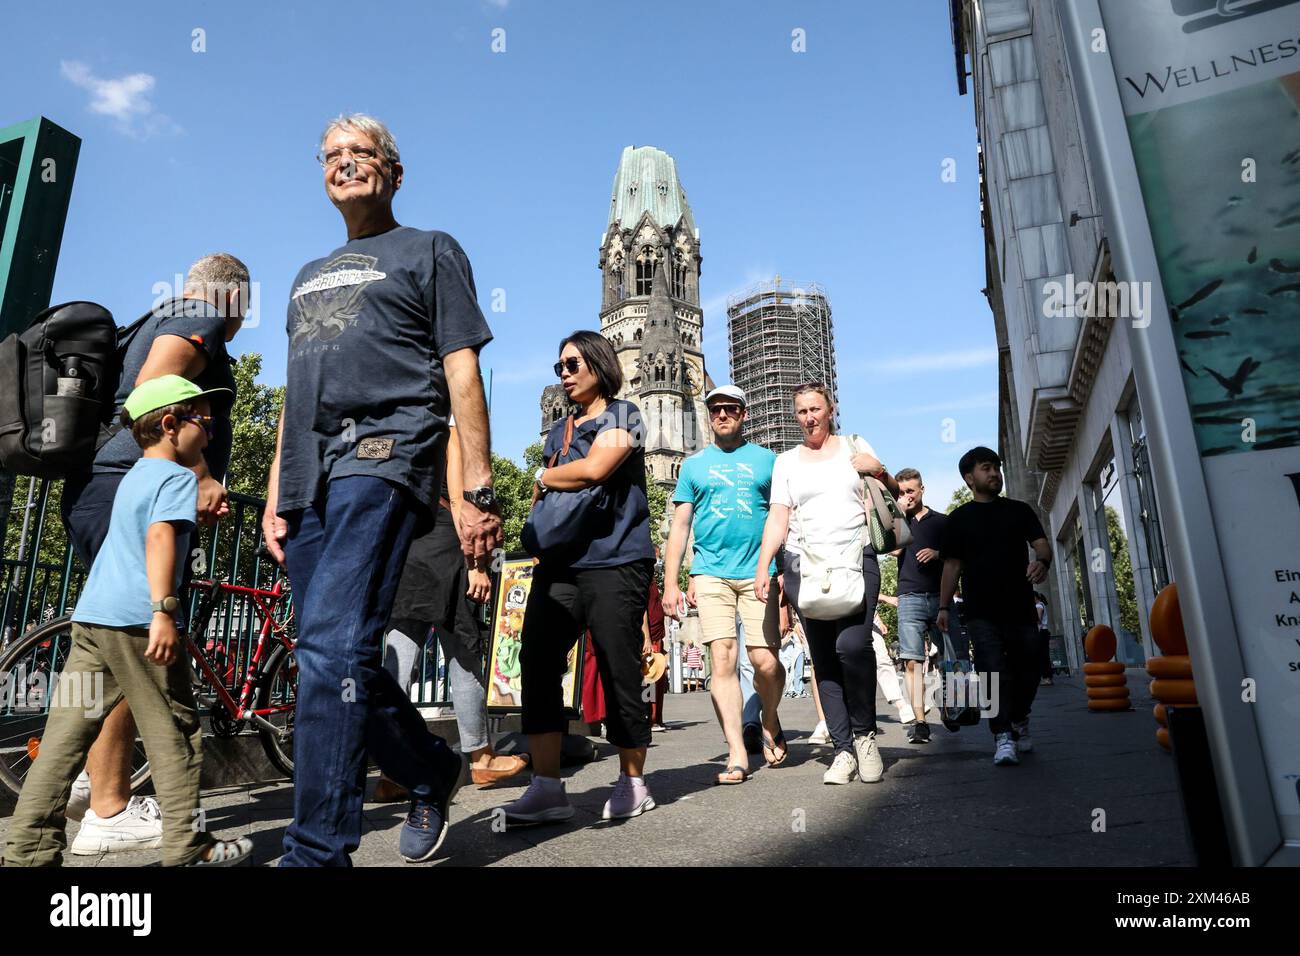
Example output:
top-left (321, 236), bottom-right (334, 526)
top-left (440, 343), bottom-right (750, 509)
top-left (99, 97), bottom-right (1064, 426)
top-left (56, 252), bottom-right (249, 854)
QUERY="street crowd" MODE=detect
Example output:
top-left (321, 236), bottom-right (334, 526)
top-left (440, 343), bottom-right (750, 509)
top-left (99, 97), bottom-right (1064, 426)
top-left (3, 114), bottom-right (1054, 868)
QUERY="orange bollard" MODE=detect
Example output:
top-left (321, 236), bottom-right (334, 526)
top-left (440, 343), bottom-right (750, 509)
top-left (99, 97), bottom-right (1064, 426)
top-left (1084, 624), bottom-right (1131, 712)
top-left (1146, 584), bottom-right (1196, 752)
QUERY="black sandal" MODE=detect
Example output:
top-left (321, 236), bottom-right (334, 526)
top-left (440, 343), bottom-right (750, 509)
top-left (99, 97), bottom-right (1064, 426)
top-left (715, 765), bottom-right (750, 785)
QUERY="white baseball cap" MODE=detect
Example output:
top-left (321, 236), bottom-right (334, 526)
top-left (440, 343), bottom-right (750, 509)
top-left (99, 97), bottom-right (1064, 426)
top-left (704, 384), bottom-right (747, 407)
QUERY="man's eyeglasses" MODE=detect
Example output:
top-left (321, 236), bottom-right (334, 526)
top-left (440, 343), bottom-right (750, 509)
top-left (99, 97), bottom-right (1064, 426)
top-left (181, 414), bottom-right (215, 439)
top-left (317, 145), bottom-right (384, 168)
top-left (553, 358), bottom-right (583, 377)
top-left (708, 403), bottom-right (744, 419)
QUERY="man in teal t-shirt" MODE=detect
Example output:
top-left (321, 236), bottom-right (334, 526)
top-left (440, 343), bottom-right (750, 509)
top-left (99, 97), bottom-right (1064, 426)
top-left (662, 385), bottom-right (787, 783)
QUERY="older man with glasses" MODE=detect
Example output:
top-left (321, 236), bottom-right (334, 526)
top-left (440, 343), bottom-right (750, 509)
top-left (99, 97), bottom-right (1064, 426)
top-left (262, 113), bottom-right (501, 866)
top-left (661, 385), bottom-right (786, 785)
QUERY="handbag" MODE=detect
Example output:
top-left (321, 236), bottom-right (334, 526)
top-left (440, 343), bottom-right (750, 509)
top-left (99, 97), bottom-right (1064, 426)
top-left (846, 434), bottom-right (913, 553)
top-left (791, 529), bottom-right (866, 622)
top-left (521, 415), bottom-right (613, 561)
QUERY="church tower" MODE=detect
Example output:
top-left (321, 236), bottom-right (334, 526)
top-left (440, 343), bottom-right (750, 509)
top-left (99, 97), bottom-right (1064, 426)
top-left (541, 145), bottom-right (713, 489)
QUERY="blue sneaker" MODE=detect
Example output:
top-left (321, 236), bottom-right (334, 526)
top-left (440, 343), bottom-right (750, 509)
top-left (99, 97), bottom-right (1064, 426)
top-left (399, 753), bottom-right (465, 864)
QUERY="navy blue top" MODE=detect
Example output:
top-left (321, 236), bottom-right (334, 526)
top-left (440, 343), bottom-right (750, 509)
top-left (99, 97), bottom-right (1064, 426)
top-left (277, 227), bottom-right (492, 526)
top-left (541, 398), bottom-right (654, 570)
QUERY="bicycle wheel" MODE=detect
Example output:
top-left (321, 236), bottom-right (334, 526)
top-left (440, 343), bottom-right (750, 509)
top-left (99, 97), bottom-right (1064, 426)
top-left (255, 642), bottom-right (296, 779)
top-left (0, 616), bottom-right (152, 798)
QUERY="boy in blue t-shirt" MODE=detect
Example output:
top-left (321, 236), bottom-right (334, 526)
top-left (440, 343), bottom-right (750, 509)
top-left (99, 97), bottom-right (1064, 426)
top-left (4, 375), bottom-right (252, 867)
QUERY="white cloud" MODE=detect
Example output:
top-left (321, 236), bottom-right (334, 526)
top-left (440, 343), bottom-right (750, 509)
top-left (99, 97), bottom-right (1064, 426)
top-left (866, 347), bottom-right (997, 376)
top-left (61, 60), bottom-right (179, 137)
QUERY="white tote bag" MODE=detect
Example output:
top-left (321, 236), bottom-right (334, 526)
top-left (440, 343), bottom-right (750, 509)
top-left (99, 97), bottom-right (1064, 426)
top-left (793, 528), bottom-right (866, 621)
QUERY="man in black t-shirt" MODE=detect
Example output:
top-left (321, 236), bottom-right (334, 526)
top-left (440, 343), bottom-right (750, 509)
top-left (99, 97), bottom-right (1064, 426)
top-left (937, 447), bottom-right (1052, 767)
top-left (891, 468), bottom-right (964, 744)
top-left (261, 114), bottom-right (502, 866)
top-left (57, 253), bottom-right (249, 856)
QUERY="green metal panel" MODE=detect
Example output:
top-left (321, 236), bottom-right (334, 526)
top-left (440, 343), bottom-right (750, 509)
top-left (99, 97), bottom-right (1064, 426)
top-left (0, 116), bottom-right (81, 337)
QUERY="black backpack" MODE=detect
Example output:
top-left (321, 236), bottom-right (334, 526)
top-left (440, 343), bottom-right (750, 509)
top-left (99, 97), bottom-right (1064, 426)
top-left (0, 301), bottom-right (150, 479)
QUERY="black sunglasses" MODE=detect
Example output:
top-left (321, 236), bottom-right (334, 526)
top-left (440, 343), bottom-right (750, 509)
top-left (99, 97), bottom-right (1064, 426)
top-left (553, 357), bottom-right (583, 377)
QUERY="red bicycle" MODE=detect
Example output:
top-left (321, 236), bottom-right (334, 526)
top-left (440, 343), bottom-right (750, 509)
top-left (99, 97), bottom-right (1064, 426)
top-left (0, 575), bottom-right (297, 797)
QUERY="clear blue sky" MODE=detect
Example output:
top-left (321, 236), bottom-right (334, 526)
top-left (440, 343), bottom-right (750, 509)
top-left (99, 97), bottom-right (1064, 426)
top-left (5, 0), bottom-right (997, 509)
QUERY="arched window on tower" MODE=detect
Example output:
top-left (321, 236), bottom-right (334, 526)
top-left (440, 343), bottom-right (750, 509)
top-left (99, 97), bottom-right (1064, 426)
top-left (672, 262), bottom-right (687, 298)
top-left (636, 248), bottom-right (656, 296)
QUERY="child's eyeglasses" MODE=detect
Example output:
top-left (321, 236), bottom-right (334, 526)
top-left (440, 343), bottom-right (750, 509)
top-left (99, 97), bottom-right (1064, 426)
top-left (181, 414), bottom-right (215, 439)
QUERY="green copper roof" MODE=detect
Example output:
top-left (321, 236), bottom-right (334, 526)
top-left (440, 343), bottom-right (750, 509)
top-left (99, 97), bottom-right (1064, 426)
top-left (607, 145), bottom-right (696, 234)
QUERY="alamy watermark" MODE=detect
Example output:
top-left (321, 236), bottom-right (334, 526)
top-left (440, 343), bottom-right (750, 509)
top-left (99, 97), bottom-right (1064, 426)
top-left (1, 664), bottom-right (104, 719)
top-left (1041, 274), bottom-right (1153, 328)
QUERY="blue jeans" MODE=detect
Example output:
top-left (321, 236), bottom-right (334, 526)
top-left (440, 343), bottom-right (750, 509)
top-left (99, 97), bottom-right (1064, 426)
top-left (898, 591), bottom-right (968, 665)
top-left (780, 641), bottom-right (806, 697)
top-left (280, 476), bottom-right (459, 867)
top-left (735, 619), bottom-right (763, 729)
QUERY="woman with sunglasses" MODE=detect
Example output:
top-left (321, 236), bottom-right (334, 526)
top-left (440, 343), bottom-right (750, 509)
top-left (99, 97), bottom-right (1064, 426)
top-left (754, 383), bottom-right (900, 784)
top-left (500, 331), bottom-right (657, 824)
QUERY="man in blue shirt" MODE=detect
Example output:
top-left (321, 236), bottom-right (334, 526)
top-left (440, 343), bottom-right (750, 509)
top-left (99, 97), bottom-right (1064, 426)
top-left (662, 386), bottom-right (785, 784)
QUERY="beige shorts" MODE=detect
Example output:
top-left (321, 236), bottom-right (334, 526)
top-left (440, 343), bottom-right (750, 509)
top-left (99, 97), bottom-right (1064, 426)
top-left (695, 575), bottom-right (781, 650)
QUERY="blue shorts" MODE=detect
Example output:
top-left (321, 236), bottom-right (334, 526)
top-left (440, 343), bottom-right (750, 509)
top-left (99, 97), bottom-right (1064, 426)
top-left (898, 591), bottom-right (943, 662)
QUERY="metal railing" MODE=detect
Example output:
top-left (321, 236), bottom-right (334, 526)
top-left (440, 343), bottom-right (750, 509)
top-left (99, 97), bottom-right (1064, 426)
top-left (2, 476), bottom-right (453, 707)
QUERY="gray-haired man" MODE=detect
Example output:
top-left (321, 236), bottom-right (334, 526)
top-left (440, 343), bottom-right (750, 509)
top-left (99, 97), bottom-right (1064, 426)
top-left (57, 253), bottom-right (249, 857)
top-left (262, 114), bottom-right (501, 866)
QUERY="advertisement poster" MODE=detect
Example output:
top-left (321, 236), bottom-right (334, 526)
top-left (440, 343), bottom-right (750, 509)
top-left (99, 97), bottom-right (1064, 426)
top-left (1098, 0), bottom-right (1300, 837)
top-left (485, 556), bottom-right (582, 714)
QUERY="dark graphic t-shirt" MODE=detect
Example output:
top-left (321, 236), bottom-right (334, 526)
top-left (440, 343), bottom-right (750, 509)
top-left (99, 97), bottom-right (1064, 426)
top-left (95, 297), bottom-right (236, 480)
top-left (540, 399), bottom-right (654, 570)
top-left (276, 227), bottom-right (493, 522)
top-left (897, 508), bottom-right (948, 596)
top-left (940, 496), bottom-right (1047, 625)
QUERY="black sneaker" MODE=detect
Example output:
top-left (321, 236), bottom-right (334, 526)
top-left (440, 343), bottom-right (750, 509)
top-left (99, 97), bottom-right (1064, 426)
top-left (916, 721), bottom-right (931, 743)
top-left (742, 723), bottom-right (764, 756)
top-left (904, 720), bottom-right (921, 744)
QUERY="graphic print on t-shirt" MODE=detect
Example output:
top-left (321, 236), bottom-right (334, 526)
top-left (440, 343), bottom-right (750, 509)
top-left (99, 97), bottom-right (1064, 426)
top-left (289, 252), bottom-right (388, 347)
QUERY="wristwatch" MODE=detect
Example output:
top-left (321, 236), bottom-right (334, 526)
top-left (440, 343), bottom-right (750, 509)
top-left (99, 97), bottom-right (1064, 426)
top-left (151, 595), bottom-right (180, 614)
top-left (534, 467), bottom-right (548, 494)
top-left (462, 486), bottom-right (497, 509)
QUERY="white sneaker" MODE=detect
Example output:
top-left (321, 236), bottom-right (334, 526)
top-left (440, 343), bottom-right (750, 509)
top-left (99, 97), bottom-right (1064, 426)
top-left (601, 773), bottom-right (656, 820)
top-left (1012, 719), bottom-right (1033, 753)
top-left (808, 721), bottom-right (831, 746)
top-left (822, 749), bottom-right (858, 785)
top-left (993, 732), bottom-right (1020, 766)
top-left (853, 733), bottom-right (884, 783)
top-left (65, 770), bottom-right (91, 823)
top-left (71, 796), bottom-right (163, 855)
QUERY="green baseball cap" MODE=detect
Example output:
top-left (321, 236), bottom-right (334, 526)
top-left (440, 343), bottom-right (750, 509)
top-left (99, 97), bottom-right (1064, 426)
top-left (123, 374), bottom-right (233, 420)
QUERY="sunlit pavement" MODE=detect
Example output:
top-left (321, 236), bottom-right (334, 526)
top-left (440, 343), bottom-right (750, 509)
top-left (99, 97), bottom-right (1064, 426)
top-left (0, 673), bottom-right (1192, 867)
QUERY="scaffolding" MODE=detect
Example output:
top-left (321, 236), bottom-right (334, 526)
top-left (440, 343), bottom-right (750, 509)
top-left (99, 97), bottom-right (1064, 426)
top-left (725, 278), bottom-right (839, 454)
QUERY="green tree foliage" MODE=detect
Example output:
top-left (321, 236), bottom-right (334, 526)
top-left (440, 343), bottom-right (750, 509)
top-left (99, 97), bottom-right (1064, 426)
top-left (1106, 505), bottom-right (1141, 636)
top-left (947, 485), bottom-right (973, 512)
top-left (877, 556), bottom-right (899, 647)
top-left (224, 353), bottom-right (285, 499)
top-left (491, 446), bottom-right (536, 553)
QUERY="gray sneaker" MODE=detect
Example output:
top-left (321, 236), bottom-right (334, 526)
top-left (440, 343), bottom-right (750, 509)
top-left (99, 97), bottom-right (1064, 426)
top-left (501, 778), bottom-right (575, 826)
top-left (822, 749), bottom-right (858, 785)
top-left (853, 733), bottom-right (884, 783)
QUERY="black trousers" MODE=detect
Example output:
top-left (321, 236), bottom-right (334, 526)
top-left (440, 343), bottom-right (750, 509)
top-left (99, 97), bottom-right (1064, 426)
top-left (1038, 628), bottom-right (1054, 679)
top-left (520, 559), bottom-right (654, 750)
top-left (966, 619), bottom-right (1041, 736)
top-left (785, 549), bottom-right (881, 754)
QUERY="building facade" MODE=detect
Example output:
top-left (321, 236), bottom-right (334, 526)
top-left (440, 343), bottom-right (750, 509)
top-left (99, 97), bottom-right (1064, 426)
top-left (950, 0), bottom-right (1174, 670)
top-left (540, 145), bottom-right (714, 488)
top-left (726, 278), bottom-right (839, 454)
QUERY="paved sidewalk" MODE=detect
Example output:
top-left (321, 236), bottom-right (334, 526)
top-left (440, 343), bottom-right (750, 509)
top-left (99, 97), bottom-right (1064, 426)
top-left (0, 674), bottom-right (1193, 866)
